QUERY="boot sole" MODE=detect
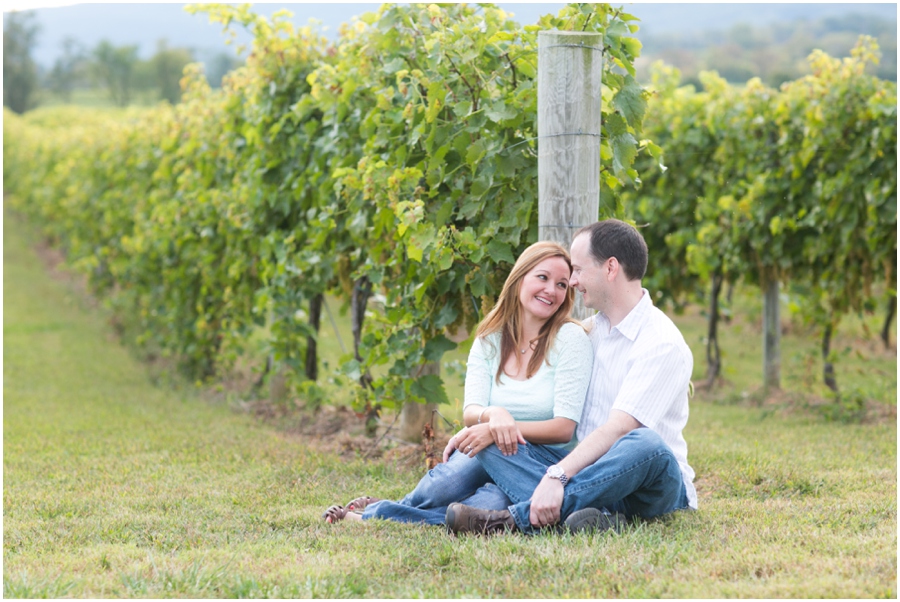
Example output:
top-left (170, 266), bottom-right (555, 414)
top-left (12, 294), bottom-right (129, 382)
top-left (564, 508), bottom-right (625, 534)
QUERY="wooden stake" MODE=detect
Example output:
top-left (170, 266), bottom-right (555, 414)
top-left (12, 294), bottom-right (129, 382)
top-left (763, 279), bottom-right (781, 392)
top-left (538, 30), bottom-right (602, 320)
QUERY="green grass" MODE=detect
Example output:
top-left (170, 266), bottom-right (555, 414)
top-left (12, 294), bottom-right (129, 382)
top-left (4, 209), bottom-right (896, 597)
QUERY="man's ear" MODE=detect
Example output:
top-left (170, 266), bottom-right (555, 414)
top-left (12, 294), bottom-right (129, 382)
top-left (607, 257), bottom-right (620, 281)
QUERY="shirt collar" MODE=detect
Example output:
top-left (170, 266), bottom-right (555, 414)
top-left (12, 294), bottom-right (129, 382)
top-left (607, 288), bottom-right (652, 341)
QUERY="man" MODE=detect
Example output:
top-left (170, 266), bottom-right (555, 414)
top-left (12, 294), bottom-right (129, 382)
top-left (446, 218), bottom-right (697, 534)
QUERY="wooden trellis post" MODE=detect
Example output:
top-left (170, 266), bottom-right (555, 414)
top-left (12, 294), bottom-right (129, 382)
top-left (763, 279), bottom-right (781, 392)
top-left (538, 30), bottom-right (603, 321)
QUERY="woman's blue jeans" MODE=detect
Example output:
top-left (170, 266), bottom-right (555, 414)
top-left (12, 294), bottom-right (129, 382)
top-left (477, 428), bottom-right (689, 534)
top-left (361, 449), bottom-right (511, 525)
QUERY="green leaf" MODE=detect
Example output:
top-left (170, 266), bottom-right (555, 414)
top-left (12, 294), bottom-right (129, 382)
top-left (471, 172), bottom-right (494, 198)
top-left (611, 75), bottom-right (647, 132)
top-left (485, 100), bottom-right (517, 123)
top-left (409, 373), bottom-right (450, 405)
top-left (611, 131), bottom-right (637, 177)
top-left (423, 334), bottom-right (457, 361)
top-left (437, 247), bottom-right (454, 271)
top-left (622, 37), bottom-right (642, 58)
top-left (496, 151), bottom-right (523, 178)
top-left (466, 140), bottom-right (486, 170)
top-left (468, 269), bottom-right (488, 297)
top-left (604, 20), bottom-right (630, 44)
top-left (381, 57), bottom-right (406, 75)
top-left (605, 112), bottom-right (628, 137)
top-left (435, 200), bottom-right (453, 225)
top-left (434, 302), bottom-right (458, 329)
top-left (516, 58), bottom-right (536, 79)
top-left (341, 358), bottom-right (362, 382)
top-left (486, 240), bottom-right (515, 265)
top-left (452, 101), bottom-right (472, 118)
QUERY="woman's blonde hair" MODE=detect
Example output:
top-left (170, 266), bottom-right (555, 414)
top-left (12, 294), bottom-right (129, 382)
top-left (475, 241), bottom-right (577, 383)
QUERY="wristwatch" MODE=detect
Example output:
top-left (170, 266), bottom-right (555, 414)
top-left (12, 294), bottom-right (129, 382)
top-left (545, 464), bottom-right (569, 486)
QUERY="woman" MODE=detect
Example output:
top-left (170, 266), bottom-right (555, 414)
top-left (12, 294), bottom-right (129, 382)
top-left (323, 241), bottom-right (593, 525)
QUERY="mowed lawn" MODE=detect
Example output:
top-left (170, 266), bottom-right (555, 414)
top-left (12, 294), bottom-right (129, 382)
top-left (3, 211), bottom-right (896, 598)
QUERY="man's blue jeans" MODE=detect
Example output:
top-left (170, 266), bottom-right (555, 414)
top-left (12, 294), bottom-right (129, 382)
top-left (361, 449), bottom-right (511, 525)
top-left (478, 428), bottom-right (689, 534)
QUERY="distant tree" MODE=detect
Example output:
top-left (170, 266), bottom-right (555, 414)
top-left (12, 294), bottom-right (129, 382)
top-left (705, 43), bottom-right (756, 82)
top-left (729, 23), bottom-right (767, 50)
top-left (637, 14), bottom-right (897, 86)
top-left (90, 40), bottom-right (139, 106)
top-left (151, 40), bottom-right (193, 104)
top-left (3, 11), bottom-right (40, 114)
top-left (131, 58), bottom-right (156, 101)
top-left (47, 37), bottom-right (85, 103)
top-left (205, 51), bottom-right (241, 88)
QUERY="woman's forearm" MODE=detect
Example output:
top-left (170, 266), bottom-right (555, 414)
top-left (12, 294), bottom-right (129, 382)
top-left (463, 405), bottom-right (490, 427)
top-left (463, 407), bottom-right (576, 444)
top-left (517, 417), bottom-right (576, 444)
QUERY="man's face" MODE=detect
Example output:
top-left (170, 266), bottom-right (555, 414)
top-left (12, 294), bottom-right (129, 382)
top-left (569, 233), bottom-right (608, 311)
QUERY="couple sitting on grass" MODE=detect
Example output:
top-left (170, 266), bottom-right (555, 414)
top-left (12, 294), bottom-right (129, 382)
top-left (323, 218), bottom-right (697, 535)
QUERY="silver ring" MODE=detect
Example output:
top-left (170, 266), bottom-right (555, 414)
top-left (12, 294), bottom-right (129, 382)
top-left (467, 446), bottom-right (473, 452)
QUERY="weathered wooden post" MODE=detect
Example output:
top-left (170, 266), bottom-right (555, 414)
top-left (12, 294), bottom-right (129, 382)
top-left (538, 30), bottom-right (603, 320)
top-left (763, 279), bottom-right (781, 392)
top-left (399, 361), bottom-right (438, 442)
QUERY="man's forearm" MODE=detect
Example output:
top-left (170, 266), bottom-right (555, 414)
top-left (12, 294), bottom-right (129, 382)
top-left (555, 410), bottom-right (641, 478)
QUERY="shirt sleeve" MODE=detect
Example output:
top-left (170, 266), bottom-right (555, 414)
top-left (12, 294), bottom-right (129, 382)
top-left (611, 340), bottom-right (692, 430)
top-left (463, 335), bottom-right (495, 410)
top-left (550, 323), bottom-right (593, 423)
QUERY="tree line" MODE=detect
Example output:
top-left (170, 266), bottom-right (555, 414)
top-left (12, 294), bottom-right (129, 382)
top-left (3, 11), bottom-right (239, 113)
top-left (638, 12), bottom-right (897, 88)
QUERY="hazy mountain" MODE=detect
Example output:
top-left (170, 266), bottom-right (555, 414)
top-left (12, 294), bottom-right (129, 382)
top-left (6, 2), bottom-right (897, 70)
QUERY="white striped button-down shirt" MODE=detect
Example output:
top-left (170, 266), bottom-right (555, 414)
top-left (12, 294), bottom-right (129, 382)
top-left (577, 289), bottom-right (698, 509)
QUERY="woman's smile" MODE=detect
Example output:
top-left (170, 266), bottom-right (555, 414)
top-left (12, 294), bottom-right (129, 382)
top-left (519, 256), bottom-right (571, 322)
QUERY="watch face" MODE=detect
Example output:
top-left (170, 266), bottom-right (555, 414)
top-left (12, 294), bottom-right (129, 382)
top-left (547, 465), bottom-right (563, 478)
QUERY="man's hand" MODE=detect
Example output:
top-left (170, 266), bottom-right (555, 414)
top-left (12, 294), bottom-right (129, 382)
top-left (529, 476), bottom-right (564, 528)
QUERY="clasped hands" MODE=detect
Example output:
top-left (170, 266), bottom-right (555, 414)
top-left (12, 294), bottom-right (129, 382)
top-left (442, 407), bottom-right (526, 462)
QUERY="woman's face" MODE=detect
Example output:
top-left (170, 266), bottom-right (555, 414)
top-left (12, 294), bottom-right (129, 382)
top-left (517, 256), bottom-right (571, 324)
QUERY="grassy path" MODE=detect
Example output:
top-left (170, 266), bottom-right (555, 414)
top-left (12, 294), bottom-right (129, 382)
top-left (3, 212), bottom-right (364, 597)
top-left (3, 210), bottom-right (896, 598)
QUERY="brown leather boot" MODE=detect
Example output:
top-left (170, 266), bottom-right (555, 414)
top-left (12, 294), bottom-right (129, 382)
top-left (445, 503), bottom-right (518, 535)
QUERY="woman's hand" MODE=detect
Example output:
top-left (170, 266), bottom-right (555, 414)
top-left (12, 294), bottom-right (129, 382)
top-left (454, 424), bottom-right (498, 458)
top-left (486, 407), bottom-right (526, 456)
top-left (442, 428), bottom-right (466, 463)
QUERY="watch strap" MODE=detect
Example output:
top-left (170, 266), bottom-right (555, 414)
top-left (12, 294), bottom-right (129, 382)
top-left (546, 465), bottom-right (569, 486)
